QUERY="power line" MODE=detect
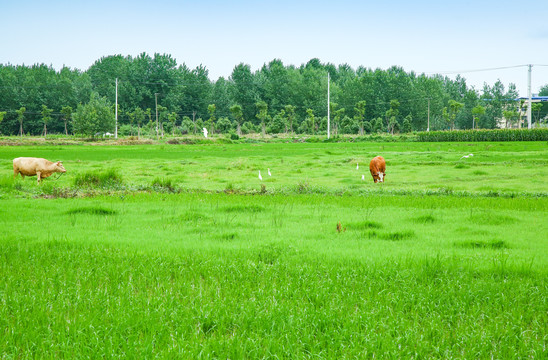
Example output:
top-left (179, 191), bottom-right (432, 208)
top-left (427, 64), bottom-right (528, 75)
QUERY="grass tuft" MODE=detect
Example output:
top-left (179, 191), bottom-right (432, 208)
top-left (151, 177), bottom-right (178, 193)
top-left (221, 204), bottom-right (265, 213)
top-left (412, 214), bottom-right (436, 224)
top-left (472, 170), bottom-right (488, 175)
top-left (217, 232), bottom-right (238, 241)
top-left (0, 176), bottom-right (15, 191)
top-left (66, 206), bottom-right (117, 215)
top-left (347, 220), bottom-right (383, 230)
top-left (456, 239), bottom-right (508, 249)
top-left (378, 230), bottom-right (415, 241)
top-left (468, 212), bottom-right (516, 225)
top-left (74, 169), bottom-right (123, 188)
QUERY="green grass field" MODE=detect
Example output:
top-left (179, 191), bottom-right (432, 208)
top-left (0, 141), bottom-right (547, 358)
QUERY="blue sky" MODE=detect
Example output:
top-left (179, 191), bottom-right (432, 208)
top-left (2, 0), bottom-right (547, 96)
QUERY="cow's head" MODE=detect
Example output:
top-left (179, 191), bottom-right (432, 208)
top-left (372, 172), bottom-right (385, 183)
top-left (377, 172), bottom-right (384, 183)
top-left (55, 161), bottom-right (67, 173)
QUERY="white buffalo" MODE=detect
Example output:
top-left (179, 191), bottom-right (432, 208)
top-left (13, 157), bottom-right (67, 184)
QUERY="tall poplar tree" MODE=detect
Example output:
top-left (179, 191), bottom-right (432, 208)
top-left (41, 105), bottom-right (53, 137)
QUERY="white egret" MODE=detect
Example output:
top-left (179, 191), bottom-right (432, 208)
top-left (203, 127), bottom-right (208, 138)
top-left (258, 170), bottom-right (262, 181)
top-left (356, 163), bottom-right (359, 170)
top-left (268, 168), bottom-right (271, 176)
top-left (460, 153), bottom-right (474, 159)
top-left (361, 174), bottom-right (365, 181)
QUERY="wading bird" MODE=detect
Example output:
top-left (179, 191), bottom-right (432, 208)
top-left (259, 170), bottom-right (262, 181)
top-left (356, 163), bottom-right (359, 170)
top-left (203, 127), bottom-right (208, 138)
top-left (461, 153), bottom-right (474, 159)
top-left (268, 168), bottom-right (271, 176)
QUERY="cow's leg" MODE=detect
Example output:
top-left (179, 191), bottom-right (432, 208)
top-left (37, 171), bottom-right (41, 184)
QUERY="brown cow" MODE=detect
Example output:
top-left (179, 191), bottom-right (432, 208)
top-left (13, 157), bottom-right (66, 184)
top-left (369, 156), bottom-right (386, 183)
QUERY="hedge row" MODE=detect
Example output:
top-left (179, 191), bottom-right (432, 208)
top-left (416, 129), bottom-right (548, 142)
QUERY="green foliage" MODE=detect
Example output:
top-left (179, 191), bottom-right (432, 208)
top-left (417, 128), bottom-right (548, 142)
top-left (16, 107), bottom-right (26, 136)
top-left (216, 117), bottom-right (233, 133)
top-left (60, 106), bottom-right (73, 135)
top-left (402, 114), bottom-right (412, 133)
top-left (268, 111), bottom-right (286, 134)
top-left (372, 117), bottom-right (385, 133)
top-left (0, 57), bottom-right (536, 136)
top-left (229, 104), bottom-right (244, 135)
top-left (41, 104), bottom-right (53, 137)
top-left (256, 101), bottom-right (268, 136)
top-left (72, 93), bottom-right (114, 137)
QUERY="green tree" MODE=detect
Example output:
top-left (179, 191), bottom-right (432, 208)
top-left (0, 111), bottom-right (6, 134)
top-left (531, 103), bottom-right (543, 126)
top-left (216, 117), bottom-right (232, 133)
top-left (471, 105), bottom-right (486, 129)
top-left (133, 107), bottom-right (145, 138)
top-left (168, 112), bottom-right (178, 136)
top-left (480, 80), bottom-right (516, 129)
top-left (60, 106), bottom-right (73, 135)
top-left (333, 108), bottom-right (345, 136)
top-left (16, 107), bottom-right (26, 137)
top-left (385, 100), bottom-right (400, 134)
top-left (402, 115), bottom-right (412, 133)
top-left (72, 93), bottom-right (114, 137)
top-left (444, 100), bottom-right (464, 130)
top-left (157, 105), bottom-right (168, 138)
top-left (230, 64), bottom-right (257, 123)
top-left (126, 110), bottom-right (136, 136)
top-left (229, 104), bottom-right (244, 136)
top-left (180, 116), bottom-right (193, 134)
top-left (144, 108), bottom-right (152, 137)
top-left (207, 104), bottom-right (216, 135)
top-left (41, 105), bottom-right (53, 137)
top-left (355, 100), bottom-right (367, 135)
top-left (341, 115), bottom-right (358, 134)
top-left (372, 117), bottom-right (384, 133)
top-left (503, 110), bottom-right (519, 128)
top-left (300, 108), bottom-right (315, 134)
top-left (256, 101), bottom-right (268, 136)
top-left (268, 110), bottom-right (286, 134)
top-left (285, 105), bottom-right (296, 133)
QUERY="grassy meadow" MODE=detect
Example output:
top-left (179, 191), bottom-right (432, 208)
top-left (0, 140), bottom-right (547, 358)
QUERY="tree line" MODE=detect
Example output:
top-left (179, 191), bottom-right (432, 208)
top-left (1, 53), bottom-right (547, 137)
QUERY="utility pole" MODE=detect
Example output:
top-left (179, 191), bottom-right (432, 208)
top-left (327, 72), bottom-right (330, 139)
top-left (155, 93), bottom-right (159, 140)
top-left (115, 78), bottom-right (118, 139)
top-left (427, 98), bottom-right (430, 132)
top-left (527, 64), bottom-right (532, 129)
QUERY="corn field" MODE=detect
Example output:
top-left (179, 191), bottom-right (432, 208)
top-left (417, 129), bottom-right (548, 142)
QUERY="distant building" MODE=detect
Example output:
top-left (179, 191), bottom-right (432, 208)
top-left (513, 95), bottom-right (548, 128)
